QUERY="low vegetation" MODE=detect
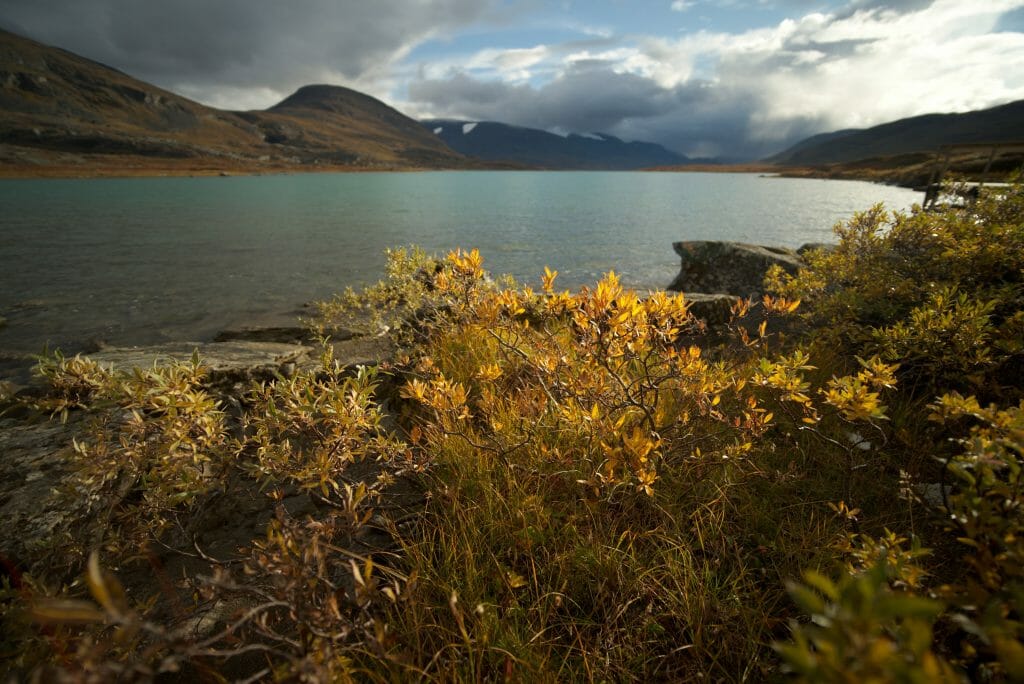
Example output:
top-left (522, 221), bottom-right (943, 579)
top-left (2, 179), bottom-right (1022, 681)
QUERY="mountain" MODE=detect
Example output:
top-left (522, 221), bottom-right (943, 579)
top-left (0, 28), bottom-right (465, 174)
top-left (423, 119), bottom-right (690, 170)
top-left (768, 100), bottom-right (1024, 166)
top-left (247, 84), bottom-right (462, 166)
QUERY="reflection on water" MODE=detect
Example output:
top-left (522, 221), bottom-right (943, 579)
top-left (0, 171), bottom-right (918, 353)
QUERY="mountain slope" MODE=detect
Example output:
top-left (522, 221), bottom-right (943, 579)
top-left (0, 28), bottom-right (465, 173)
top-left (423, 119), bottom-right (689, 169)
top-left (768, 100), bottom-right (1024, 166)
top-left (0, 28), bottom-right (260, 160)
top-left (251, 84), bottom-right (463, 166)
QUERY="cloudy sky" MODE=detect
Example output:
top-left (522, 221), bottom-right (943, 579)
top-left (2, 0), bottom-right (1022, 159)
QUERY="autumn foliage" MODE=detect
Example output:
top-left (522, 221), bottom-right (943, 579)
top-left (3, 179), bottom-right (1024, 681)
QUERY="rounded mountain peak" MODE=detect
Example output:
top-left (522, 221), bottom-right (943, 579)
top-left (269, 84), bottom-right (386, 114)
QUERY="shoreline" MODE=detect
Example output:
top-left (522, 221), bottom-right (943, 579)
top-left (0, 161), bottom-right (457, 180)
top-left (0, 161), bottom-right (893, 185)
top-left (0, 153), bottom-right (903, 184)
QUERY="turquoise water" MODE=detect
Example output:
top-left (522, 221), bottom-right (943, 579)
top-left (0, 171), bottom-right (919, 353)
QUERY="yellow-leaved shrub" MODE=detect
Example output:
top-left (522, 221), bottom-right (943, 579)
top-left (8, 178), bottom-right (1024, 681)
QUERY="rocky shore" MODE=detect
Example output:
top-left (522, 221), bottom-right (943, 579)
top-left (0, 239), bottom-right (819, 577)
top-left (0, 318), bottom-right (403, 574)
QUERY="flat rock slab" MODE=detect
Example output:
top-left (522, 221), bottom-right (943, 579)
top-left (214, 326), bottom-right (317, 344)
top-left (84, 338), bottom-right (394, 382)
top-left (0, 415), bottom-right (81, 568)
top-left (668, 241), bottom-right (804, 298)
top-left (305, 335), bottom-right (396, 373)
top-left (0, 350), bottom-right (36, 387)
top-left (88, 341), bottom-right (315, 381)
top-left (215, 325), bottom-right (358, 345)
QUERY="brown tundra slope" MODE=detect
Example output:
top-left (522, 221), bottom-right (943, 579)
top-left (0, 28), bottom-right (467, 176)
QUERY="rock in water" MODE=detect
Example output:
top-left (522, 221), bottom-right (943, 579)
top-left (667, 241), bottom-right (804, 298)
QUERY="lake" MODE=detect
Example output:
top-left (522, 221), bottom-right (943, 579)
top-left (0, 171), bottom-right (919, 354)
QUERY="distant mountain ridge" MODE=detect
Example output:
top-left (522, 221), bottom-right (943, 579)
top-left (423, 119), bottom-right (691, 170)
top-left (0, 28), bottom-right (465, 172)
top-left (768, 100), bottom-right (1024, 166)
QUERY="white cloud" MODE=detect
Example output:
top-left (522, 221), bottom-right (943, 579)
top-left (724, 0), bottom-right (1024, 134)
top-left (405, 0), bottom-right (1024, 157)
top-left (4, 0), bottom-right (1023, 157)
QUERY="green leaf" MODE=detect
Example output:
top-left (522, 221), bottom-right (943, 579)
top-left (786, 580), bottom-right (828, 615)
top-left (802, 570), bottom-right (840, 601)
top-left (873, 594), bottom-right (943, 621)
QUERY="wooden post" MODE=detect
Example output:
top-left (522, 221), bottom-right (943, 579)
top-left (924, 149), bottom-right (951, 209)
top-left (920, 141), bottom-right (1023, 209)
top-left (980, 146), bottom-right (998, 188)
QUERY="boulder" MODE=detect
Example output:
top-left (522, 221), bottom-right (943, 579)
top-left (684, 293), bottom-right (741, 326)
top-left (667, 241), bottom-right (804, 298)
top-left (797, 242), bottom-right (836, 256)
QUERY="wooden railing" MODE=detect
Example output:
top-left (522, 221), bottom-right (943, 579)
top-left (923, 142), bottom-right (1024, 208)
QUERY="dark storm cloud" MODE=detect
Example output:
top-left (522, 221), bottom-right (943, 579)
top-left (0, 0), bottom-right (492, 104)
top-left (611, 82), bottom-right (793, 160)
top-left (408, 67), bottom-right (789, 159)
top-left (411, 63), bottom-right (676, 132)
